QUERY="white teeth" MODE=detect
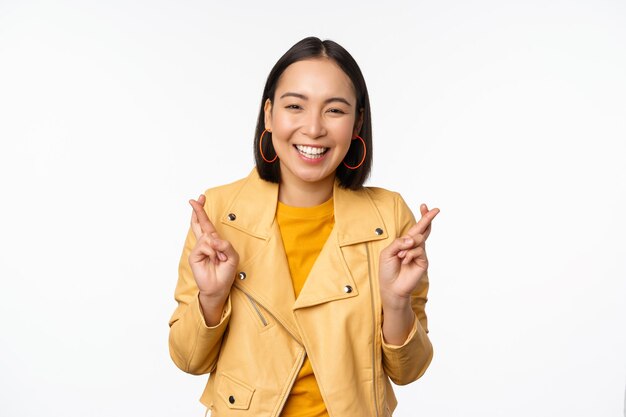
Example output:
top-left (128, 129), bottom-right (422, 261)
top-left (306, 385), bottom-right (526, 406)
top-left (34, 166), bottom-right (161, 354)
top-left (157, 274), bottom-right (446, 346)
top-left (295, 145), bottom-right (328, 158)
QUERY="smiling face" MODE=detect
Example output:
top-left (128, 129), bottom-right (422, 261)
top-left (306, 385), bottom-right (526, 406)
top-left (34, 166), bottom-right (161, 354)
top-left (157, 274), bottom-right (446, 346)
top-left (264, 58), bottom-right (363, 197)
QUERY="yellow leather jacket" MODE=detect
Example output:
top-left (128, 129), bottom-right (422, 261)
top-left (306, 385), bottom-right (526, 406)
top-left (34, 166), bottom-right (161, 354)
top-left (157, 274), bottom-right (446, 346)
top-left (169, 169), bottom-right (433, 416)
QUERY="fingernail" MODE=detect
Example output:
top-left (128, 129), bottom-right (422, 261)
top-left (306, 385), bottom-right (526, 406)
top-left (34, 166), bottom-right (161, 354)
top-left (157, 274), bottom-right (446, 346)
top-left (403, 238), bottom-right (412, 244)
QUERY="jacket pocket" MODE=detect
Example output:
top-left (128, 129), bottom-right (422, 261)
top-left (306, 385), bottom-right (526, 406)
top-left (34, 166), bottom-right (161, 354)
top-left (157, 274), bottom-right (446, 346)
top-left (216, 372), bottom-right (256, 410)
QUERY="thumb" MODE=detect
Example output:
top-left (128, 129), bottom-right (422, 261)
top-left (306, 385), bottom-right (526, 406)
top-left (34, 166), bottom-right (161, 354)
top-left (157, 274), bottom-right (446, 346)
top-left (209, 237), bottom-right (239, 264)
top-left (189, 241), bottom-right (216, 264)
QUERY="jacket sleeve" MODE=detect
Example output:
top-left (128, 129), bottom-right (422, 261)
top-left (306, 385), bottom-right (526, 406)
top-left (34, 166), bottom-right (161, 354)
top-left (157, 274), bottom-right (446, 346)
top-left (380, 193), bottom-right (434, 385)
top-left (168, 224), bottom-right (231, 375)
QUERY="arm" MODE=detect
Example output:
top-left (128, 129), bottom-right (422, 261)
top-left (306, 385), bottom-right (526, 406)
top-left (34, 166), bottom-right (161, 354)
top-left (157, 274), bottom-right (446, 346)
top-left (168, 194), bottom-right (238, 375)
top-left (379, 194), bottom-right (438, 385)
top-left (380, 273), bottom-right (433, 385)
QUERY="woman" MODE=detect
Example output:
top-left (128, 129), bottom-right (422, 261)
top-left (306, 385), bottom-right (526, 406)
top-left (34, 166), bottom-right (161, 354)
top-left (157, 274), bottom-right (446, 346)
top-left (169, 36), bottom-right (439, 416)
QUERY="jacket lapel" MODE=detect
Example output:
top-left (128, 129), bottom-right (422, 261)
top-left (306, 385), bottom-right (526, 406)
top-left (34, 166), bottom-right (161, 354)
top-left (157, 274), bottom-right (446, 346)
top-left (219, 171), bottom-right (301, 343)
top-left (293, 181), bottom-right (389, 310)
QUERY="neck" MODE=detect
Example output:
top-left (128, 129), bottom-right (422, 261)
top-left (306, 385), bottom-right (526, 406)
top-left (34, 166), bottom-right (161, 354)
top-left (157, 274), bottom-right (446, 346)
top-left (278, 175), bottom-right (335, 207)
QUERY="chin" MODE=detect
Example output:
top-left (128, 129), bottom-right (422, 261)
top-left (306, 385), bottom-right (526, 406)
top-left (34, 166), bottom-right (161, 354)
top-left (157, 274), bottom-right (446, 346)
top-left (294, 169), bottom-right (334, 184)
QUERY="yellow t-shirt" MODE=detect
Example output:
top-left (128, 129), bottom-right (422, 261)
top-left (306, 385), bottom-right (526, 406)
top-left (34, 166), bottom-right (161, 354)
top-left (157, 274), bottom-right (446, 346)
top-left (276, 198), bottom-right (334, 417)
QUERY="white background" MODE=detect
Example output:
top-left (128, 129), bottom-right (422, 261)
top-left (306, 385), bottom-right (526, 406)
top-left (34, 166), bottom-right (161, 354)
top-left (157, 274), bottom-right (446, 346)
top-left (1, 1), bottom-right (625, 416)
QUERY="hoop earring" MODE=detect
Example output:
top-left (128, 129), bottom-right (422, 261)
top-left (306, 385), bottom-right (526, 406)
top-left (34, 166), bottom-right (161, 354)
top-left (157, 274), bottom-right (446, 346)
top-left (343, 135), bottom-right (366, 170)
top-left (259, 129), bottom-right (278, 163)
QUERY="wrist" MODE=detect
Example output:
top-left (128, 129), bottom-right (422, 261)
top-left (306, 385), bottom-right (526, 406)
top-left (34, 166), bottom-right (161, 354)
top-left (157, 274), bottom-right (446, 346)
top-left (380, 289), bottom-right (412, 312)
top-left (198, 292), bottom-right (228, 326)
top-left (381, 299), bottom-right (416, 345)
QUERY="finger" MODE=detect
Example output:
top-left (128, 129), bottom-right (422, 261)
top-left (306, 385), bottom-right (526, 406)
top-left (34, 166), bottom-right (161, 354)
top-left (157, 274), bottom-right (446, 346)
top-left (190, 202), bottom-right (203, 238)
top-left (189, 238), bottom-right (218, 264)
top-left (420, 203), bottom-right (428, 217)
top-left (399, 233), bottom-right (424, 247)
top-left (209, 233), bottom-right (228, 262)
top-left (422, 222), bottom-right (432, 240)
top-left (189, 194), bottom-right (217, 235)
top-left (382, 237), bottom-right (415, 259)
top-left (406, 207), bottom-right (440, 238)
top-left (418, 205), bottom-right (435, 240)
top-left (402, 247), bottom-right (427, 266)
top-left (210, 236), bottom-right (239, 264)
top-left (202, 234), bottom-right (223, 265)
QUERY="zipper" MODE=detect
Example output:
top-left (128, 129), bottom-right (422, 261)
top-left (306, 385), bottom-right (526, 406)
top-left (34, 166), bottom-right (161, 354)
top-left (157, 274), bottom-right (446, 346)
top-left (366, 243), bottom-right (381, 417)
top-left (273, 346), bottom-right (306, 417)
top-left (246, 293), bottom-right (268, 326)
top-left (238, 288), bottom-right (302, 343)
top-left (235, 289), bottom-right (308, 416)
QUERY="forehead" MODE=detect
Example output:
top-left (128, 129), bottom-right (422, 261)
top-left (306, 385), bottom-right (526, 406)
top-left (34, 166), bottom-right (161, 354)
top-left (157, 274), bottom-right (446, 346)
top-left (275, 58), bottom-right (356, 102)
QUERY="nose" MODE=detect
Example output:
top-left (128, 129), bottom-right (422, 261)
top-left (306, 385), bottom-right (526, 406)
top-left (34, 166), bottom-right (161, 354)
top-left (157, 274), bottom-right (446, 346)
top-left (302, 111), bottom-right (326, 139)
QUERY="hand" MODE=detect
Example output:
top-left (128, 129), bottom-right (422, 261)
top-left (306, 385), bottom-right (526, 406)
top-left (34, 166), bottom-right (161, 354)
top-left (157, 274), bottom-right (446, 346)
top-left (188, 194), bottom-right (239, 304)
top-left (379, 203), bottom-right (440, 308)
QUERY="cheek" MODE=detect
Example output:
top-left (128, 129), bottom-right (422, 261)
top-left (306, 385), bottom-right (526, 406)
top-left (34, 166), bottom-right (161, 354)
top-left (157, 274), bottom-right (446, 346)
top-left (335, 122), bottom-right (356, 144)
top-left (272, 112), bottom-right (298, 135)
top-left (337, 139), bottom-right (353, 158)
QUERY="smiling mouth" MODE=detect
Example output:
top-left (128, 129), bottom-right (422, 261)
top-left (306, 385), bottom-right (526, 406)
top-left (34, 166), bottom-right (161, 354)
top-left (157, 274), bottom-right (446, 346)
top-left (294, 145), bottom-right (329, 159)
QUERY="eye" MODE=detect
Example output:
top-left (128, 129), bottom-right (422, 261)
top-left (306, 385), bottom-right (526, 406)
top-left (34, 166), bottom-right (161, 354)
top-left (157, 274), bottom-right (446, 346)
top-left (286, 104), bottom-right (302, 110)
top-left (328, 108), bottom-right (346, 114)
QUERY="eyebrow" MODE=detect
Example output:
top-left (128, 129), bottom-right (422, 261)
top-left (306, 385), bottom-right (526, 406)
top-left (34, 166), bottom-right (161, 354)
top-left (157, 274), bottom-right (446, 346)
top-left (279, 92), bottom-right (352, 107)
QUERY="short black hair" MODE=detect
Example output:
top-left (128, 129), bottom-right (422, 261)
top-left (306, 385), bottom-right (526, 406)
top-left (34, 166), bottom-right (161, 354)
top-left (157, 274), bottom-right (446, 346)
top-left (253, 36), bottom-right (373, 190)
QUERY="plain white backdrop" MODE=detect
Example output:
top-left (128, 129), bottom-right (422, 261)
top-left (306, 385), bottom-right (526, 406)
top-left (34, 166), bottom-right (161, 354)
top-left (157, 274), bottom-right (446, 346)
top-left (1, 1), bottom-right (625, 416)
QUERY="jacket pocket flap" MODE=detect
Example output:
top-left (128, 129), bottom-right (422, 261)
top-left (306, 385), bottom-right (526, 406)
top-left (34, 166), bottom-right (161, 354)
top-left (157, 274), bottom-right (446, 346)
top-left (217, 373), bottom-right (255, 410)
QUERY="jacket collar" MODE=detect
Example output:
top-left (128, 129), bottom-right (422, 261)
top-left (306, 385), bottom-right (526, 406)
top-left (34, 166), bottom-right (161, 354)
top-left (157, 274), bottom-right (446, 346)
top-left (220, 168), bottom-right (389, 245)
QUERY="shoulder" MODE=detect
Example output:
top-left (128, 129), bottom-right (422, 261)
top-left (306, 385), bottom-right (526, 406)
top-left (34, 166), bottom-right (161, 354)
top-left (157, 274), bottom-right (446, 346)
top-left (200, 168), bottom-right (278, 226)
top-left (360, 186), bottom-right (416, 234)
top-left (203, 174), bottom-right (250, 200)
top-left (361, 185), bottom-right (402, 202)
top-left (359, 186), bottom-right (412, 215)
top-left (199, 169), bottom-right (259, 218)
top-left (202, 168), bottom-right (268, 201)
top-left (336, 183), bottom-right (413, 216)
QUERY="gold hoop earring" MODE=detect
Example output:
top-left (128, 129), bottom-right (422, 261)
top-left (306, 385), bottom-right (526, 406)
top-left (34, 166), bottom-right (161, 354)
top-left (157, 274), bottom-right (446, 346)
top-left (259, 129), bottom-right (278, 163)
top-left (343, 135), bottom-right (366, 170)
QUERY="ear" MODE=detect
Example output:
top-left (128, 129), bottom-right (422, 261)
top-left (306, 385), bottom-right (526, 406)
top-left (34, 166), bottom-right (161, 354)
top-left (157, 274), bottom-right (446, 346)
top-left (264, 98), bottom-right (273, 131)
top-left (353, 108), bottom-right (364, 136)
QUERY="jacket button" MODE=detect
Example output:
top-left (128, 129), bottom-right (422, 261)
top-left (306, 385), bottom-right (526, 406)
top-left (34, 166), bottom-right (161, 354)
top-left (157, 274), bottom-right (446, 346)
top-left (228, 395), bottom-right (235, 404)
top-left (375, 227), bottom-right (383, 235)
top-left (227, 213), bottom-right (236, 221)
top-left (344, 285), bottom-right (353, 293)
top-left (238, 271), bottom-right (246, 280)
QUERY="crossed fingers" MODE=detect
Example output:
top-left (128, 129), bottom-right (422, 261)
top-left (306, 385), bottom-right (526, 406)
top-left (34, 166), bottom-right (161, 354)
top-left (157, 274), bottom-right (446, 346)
top-left (189, 194), bottom-right (229, 263)
top-left (397, 204), bottom-right (439, 263)
top-left (406, 204), bottom-right (439, 241)
top-left (189, 194), bottom-right (217, 239)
